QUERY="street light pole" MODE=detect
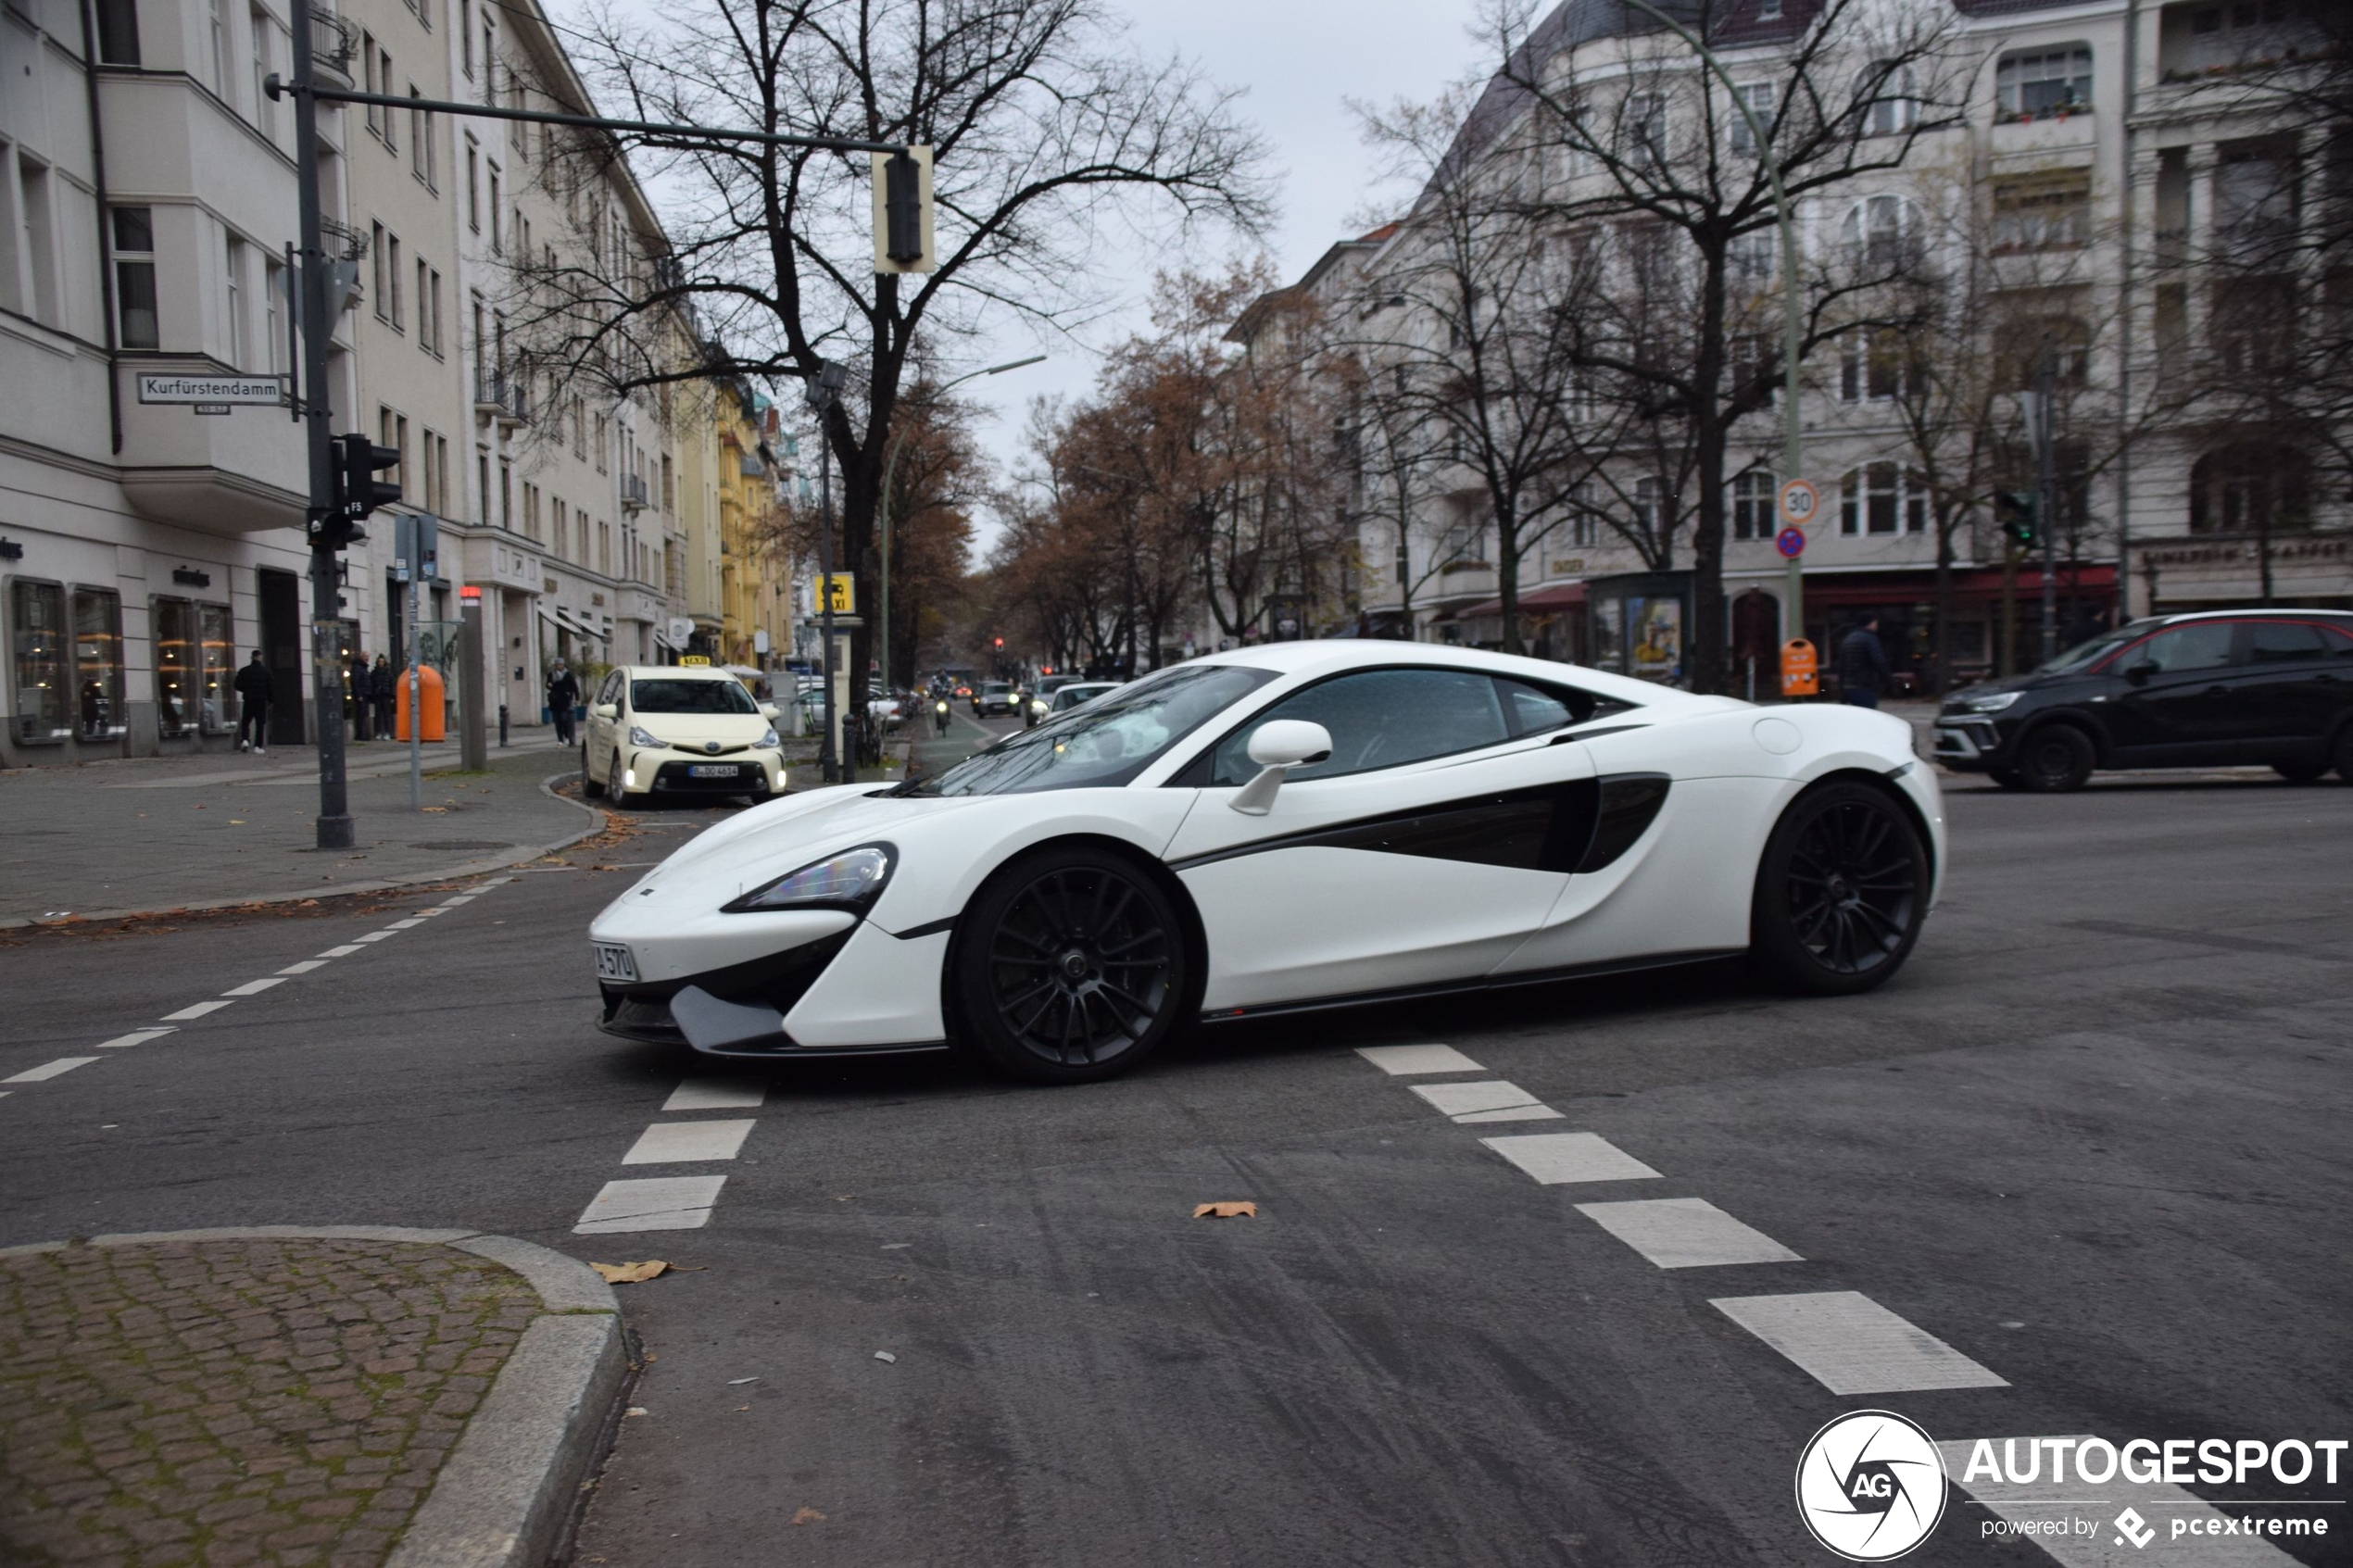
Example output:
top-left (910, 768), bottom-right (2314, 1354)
top-left (1617, 0), bottom-right (1806, 646)
top-left (875, 355), bottom-right (1045, 695)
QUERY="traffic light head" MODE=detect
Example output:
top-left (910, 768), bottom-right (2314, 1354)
top-left (994, 636), bottom-right (1004, 649)
top-left (1994, 490), bottom-right (2039, 547)
top-left (333, 433), bottom-right (402, 524)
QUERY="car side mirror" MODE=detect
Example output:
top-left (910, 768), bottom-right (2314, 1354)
top-left (1228, 721), bottom-right (1335, 816)
top-left (593, 702), bottom-right (618, 720)
top-left (2124, 662), bottom-right (2158, 687)
top-left (759, 703), bottom-right (780, 721)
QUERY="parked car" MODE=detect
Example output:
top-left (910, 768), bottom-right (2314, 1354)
top-left (1048, 680), bottom-right (1123, 714)
top-left (1933, 609), bottom-right (2353, 790)
top-left (972, 680), bottom-right (1021, 718)
top-left (582, 664), bottom-right (786, 806)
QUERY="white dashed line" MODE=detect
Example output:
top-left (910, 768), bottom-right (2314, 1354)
top-left (1409, 1080), bottom-right (1557, 1121)
top-left (159, 1000), bottom-right (236, 1022)
top-left (1480, 1131), bottom-right (1664, 1185)
top-left (1936, 1436), bottom-right (2305, 1567)
top-left (5, 1058), bottom-right (101, 1084)
top-left (277, 960), bottom-right (328, 975)
top-left (1356, 1044), bottom-right (1486, 1075)
top-left (317, 945), bottom-right (365, 958)
top-left (385, 918), bottom-right (427, 929)
top-left (662, 1079), bottom-right (767, 1112)
top-left (622, 1119), bottom-right (757, 1164)
top-left (574, 1175), bottom-right (728, 1233)
top-left (94, 1029), bottom-right (175, 1049)
top-left (221, 977), bottom-right (288, 997)
top-left (1575, 1198), bottom-right (1805, 1269)
top-left (353, 931), bottom-right (397, 943)
top-left (1711, 1291), bottom-right (2009, 1394)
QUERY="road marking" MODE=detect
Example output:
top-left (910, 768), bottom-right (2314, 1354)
top-left (1480, 1131), bottom-right (1663, 1185)
top-left (277, 960), bottom-right (328, 975)
top-left (622, 1119), bottom-right (757, 1164)
top-left (1576, 1198), bottom-right (1805, 1268)
top-left (1357, 1044), bottom-right (1485, 1075)
top-left (221, 977), bottom-right (287, 996)
top-left (1935, 1436), bottom-right (2304, 1566)
top-left (442, 894), bottom-right (475, 904)
top-left (1711, 1292), bottom-right (2009, 1394)
top-left (385, 918), bottom-right (426, 929)
top-left (317, 945), bottom-right (365, 958)
top-left (159, 1000), bottom-right (235, 1022)
top-left (1412, 1080), bottom-right (1545, 1118)
top-left (5, 1058), bottom-right (100, 1084)
top-left (662, 1079), bottom-right (768, 1112)
top-left (1454, 1104), bottom-right (1566, 1123)
top-left (95, 1029), bottom-right (175, 1049)
top-left (354, 931), bottom-right (396, 943)
top-left (574, 1175), bottom-right (728, 1234)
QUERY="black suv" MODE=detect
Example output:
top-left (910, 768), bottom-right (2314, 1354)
top-left (1934, 609), bottom-right (2353, 790)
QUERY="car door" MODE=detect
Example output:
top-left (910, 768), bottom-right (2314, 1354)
top-left (1162, 667), bottom-right (1599, 1012)
top-left (2235, 620), bottom-right (2347, 761)
top-left (2105, 621), bottom-right (2244, 763)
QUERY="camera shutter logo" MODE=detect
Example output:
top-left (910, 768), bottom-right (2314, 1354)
top-left (1795, 1411), bottom-right (1948, 1561)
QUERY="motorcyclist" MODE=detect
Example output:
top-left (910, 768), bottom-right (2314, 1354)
top-left (933, 696), bottom-right (950, 736)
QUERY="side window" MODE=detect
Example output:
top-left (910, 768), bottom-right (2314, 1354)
top-left (1208, 669), bottom-right (1511, 786)
top-left (2244, 622), bottom-right (2331, 663)
top-left (598, 671), bottom-right (623, 707)
top-left (1495, 676), bottom-right (1621, 734)
top-left (2134, 622), bottom-right (2236, 673)
top-left (2329, 628), bottom-right (2353, 659)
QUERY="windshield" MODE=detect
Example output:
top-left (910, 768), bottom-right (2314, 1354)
top-left (631, 678), bottom-right (759, 715)
top-left (892, 664), bottom-right (1276, 797)
top-left (2032, 626), bottom-right (2145, 676)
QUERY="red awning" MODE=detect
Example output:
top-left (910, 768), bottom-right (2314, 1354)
top-left (1793, 564), bottom-right (2115, 607)
top-left (1455, 582), bottom-right (1590, 619)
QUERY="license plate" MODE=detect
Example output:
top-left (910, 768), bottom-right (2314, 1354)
top-left (687, 763), bottom-right (739, 778)
top-left (593, 942), bottom-right (637, 982)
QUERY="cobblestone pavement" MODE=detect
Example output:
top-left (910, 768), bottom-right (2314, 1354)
top-left (0, 1237), bottom-right (540, 1567)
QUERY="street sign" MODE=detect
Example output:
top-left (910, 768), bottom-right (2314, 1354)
top-left (1776, 478), bottom-right (1821, 529)
top-left (136, 373), bottom-right (285, 407)
top-left (1775, 527), bottom-right (1806, 559)
top-left (667, 616), bottom-right (694, 646)
top-left (820, 573), bottom-right (855, 613)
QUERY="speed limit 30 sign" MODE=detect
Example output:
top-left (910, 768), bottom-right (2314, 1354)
top-left (1777, 478), bottom-right (1821, 529)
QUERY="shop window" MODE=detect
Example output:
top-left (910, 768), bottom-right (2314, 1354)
top-left (73, 587), bottom-right (127, 739)
top-left (200, 602), bottom-right (234, 732)
top-left (156, 596), bottom-right (199, 737)
top-left (10, 580), bottom-right (70, 743)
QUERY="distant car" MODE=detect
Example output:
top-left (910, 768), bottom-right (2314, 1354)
top-left (973, 681), bottom-right (1020, 718)
top-left (583, 664), bottom-right (785, 806)
top-left (1049, 681), bottom-right (1123, 714)
top-left (1934, 608), bottom-right (2353, 790)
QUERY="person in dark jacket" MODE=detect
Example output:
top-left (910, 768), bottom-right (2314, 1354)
top-left (1838, 616), bottom-right (1890, 709)
top-left (372, 654), bottom-right (396, 737)
top-left (233, 650), bottom-right (273, 753)
top-left (546, 660), bottom-right (580, 746)
top-left (347, 650), bottom-right (374, 741)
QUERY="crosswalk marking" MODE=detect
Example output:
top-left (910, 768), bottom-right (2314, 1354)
top-left (573, 1175), bottom-right (727, 1234)
top-left (622, 1119), bottom-right (756, 1164)
top-left (1935, 1436), bottom-right (2305, 1567)
top-left (1453, 1103), bottom-right (1565, 1124)
top-left (1411, 1080), bottom-right (1543, 1118)
top-left (1575, 1198), bottom-right (1804, 1268)
top-left (1479, 1131), bottom-right (1663, 1185)
top-left (1356, 1044), bottom-right (1485, 1075)
top-left (4, 1058), bottom-right (100, 1085)
top-left (662, 1079), bottom-right (767, 1112)
top-left (1712, 1292), bottom-right (2008, 1394)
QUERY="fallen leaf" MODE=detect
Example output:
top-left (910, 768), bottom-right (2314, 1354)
top-left (624, 1407), bottom-right (648, 1418)
top-left (790, 1508), bottom-right (827, 1525)
top-left (736, 1405), bottom-right (750, 1412)
top-left (1192, 1201), bottom-right (1258, 1219)
top-left (592, 1260), bottom-right (673, 1284)
top-left (297, 898), bottom-right (319, 907)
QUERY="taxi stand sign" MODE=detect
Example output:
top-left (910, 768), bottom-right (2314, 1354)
top-left (820, 573), bottom-right (855, 614)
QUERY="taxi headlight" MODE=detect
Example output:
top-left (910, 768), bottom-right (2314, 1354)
top-left (723, 844), bottom-right (896, 914)
top-left (757, 727), bottom-right (780, 748)
top-left (628, 725), bottom-right (665, 749)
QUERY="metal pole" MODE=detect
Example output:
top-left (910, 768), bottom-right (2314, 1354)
top-left (290, 4), bottom-right (352, 848)
top-left (459, 588), bottom-right (486, 771)
top-left (2036, 345), bottom-right (2058, 662)
top-left (816, 418), bottom-right (840, 785)
top-left (408, 571), bottom-right (422, 809)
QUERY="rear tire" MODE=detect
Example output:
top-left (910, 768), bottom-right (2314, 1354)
top-left (2017, 724), bottom-right (2095, 793)
top-left (952, 846), bottom-right (1190, 1085)
top-left (2273, 760), bottom-right (2329, 783)
top-left (1749, 781), bottom-right (1929, 997)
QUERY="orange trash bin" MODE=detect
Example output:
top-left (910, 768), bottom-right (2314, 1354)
top-left (1780, 639), bottom-right (1819, 698)
top-left (394, 665), bottom-right (447, 741)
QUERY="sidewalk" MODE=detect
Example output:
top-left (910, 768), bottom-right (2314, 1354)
top-left (0, 739), bottom-right (594, 928)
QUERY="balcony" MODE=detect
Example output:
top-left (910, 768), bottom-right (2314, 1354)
top-left (621, 471), bottom-right (650, 513)
top-left (472, 368), bottom-right (527, 427)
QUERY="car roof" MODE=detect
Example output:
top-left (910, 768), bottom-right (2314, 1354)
top-left (2144, 608), bottom-right (2353, 626)
top-left (618, 665), bottom-right (739, 680)
top-left (1188, 638), bottom-right (1698, 709)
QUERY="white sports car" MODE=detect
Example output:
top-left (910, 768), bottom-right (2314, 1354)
top-left (589, 642), bottom-right (1944, 1084)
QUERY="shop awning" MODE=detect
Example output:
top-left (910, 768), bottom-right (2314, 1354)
top-left (538, 605), bottom-right (609, 641)
top-left (1454, 582), bottom-right (1589, 619)
top-left (1791, 564), bottom-right (2116, 607)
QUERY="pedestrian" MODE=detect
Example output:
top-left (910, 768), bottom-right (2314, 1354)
top-left (372, 654), bottom-right (396, 737)
top-left (2063, 607), bottom-right (2106, 650)
top-left (233, 649), bottom-right (273, 754)
top-left (347, 649), bottom-right (373, 742)
top-left (1838, 615), bottom-right (1890, 709)
top-left (547, 659), bottom-right (580, 747)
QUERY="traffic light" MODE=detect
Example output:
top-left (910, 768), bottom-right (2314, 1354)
top-left (870, 146), bottom-right (935, 274)
top-left (994, 636), bottom-right (1004, 650)
top-left (1994, 490), bottom-right (2038, 548)
top-left (319, 433), bottom-right (400, 550)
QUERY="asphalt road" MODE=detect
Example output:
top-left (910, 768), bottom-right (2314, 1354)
top-left (3, 759), bottom-right (2347, 1568)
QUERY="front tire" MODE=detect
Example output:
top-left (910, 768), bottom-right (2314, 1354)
top-left (1749, 782), bottom-right (1929, 997)
top-left (952, 847), bottom-right (1190, 1084)
top-left (607, 751), bottom-right (635, 809)
top-left (582, 745), bottom-right (604, 797)
top-left (2017, 724), bottom-right (2095, 793)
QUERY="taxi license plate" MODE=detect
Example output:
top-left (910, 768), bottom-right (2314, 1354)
top-left (688, 763), bottom-right (738, 778)
top-left (593, 942), bottom-right (637, 982)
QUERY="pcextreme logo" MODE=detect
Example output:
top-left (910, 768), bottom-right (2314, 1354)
top-left (1794, 1411), bottom-right (1948, 1562)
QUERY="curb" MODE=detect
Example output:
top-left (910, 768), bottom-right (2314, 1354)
top-left (0, 771), bottom-right (606, 932)
top-left (21, 1225), bottom-right (629, 1568)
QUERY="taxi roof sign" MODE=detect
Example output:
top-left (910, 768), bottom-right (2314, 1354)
top-left (679, 655), bottom-right (712, 666)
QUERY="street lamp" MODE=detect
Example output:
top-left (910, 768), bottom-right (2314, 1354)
top-left (802, 359), bottom-right (849, 784)
top-left (876, 355), bottom-right (1047, 696)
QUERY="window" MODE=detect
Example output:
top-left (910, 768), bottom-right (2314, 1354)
top-left (499, 460), bottom-right (512, 528)
top-left (249, 7), bottom-right (274, 134)
top-left (112, 207), bottom-right (158, 348)
top-left (409, 87), bottom-right (434, 187)
top-left (1842, 194), bottom-right (1912, 270)
top-left (388, 233), bottom-right (403, 328)
top-left (1996, 45), bottom-right (2092, 119)
top-left (460, 0), bottom-right (472, 71)
top-left (10, 581), bottom-right (69, 741)
top-left (2211, 277), bottom-right (2295, 375)
top-left (2129, 622), bottom-right (2234, 673)
top-left (1839, 463), bottom-right (1926, 534)
top-left (1992, 309), bottom-right (2092, 391)
top-left (552, 497), bottom-right (567, 557)
top-left (2245, 621), bottom-right (2332, 663)
top-left (207, 0), bottom-right (229, 96)
top-left (1729, 227), bottom-right (1775, 282)
top-left (1208, 668), bottom-right (1514, 786)
top-left (2214, 142), bottom-right (2297, 259)
top-left (72, 587), bottom-right (127, 739)
top-left (1625, 92), bottom-right (1667, 169)
top-left (1732, 470), bottom-right (1777, 540)
top-left (594, 413), bottom-right (607, 471)
top-left (1632, 478), bottom-right (1666, 538)
top-left (264, 257), bottom-right (284, 370)
top-left (94, 0), bottom-right (140, 63)
top-left (1567, 482), bottom-right (1600, 547)
top-left (17, 157), bottom-right (59, 326)
top-left (2190, 444), bottom-right (2310, 533)
top-left (522, 483), bottom-right (539, 541)
top-left (361, 31), bottom-right (380, 132)
top-left (466, 139), bottom-right (480, 230)
top-left (1993, 174), bottom-right (2091, 251)
top-left (481, 24), bottom-right (496, 104)
top-left (198, 603), bottom-right (234, 732)
top-left (1840, 327), bottom-right (1915, 402)
top-left (487, 168), bottom-right (501, 250)
top-left (419, 263), bottom-right (441, 354)
top-left (1857, 62), bottom-right (1916, 135)
top-left (156, 597), bottom-right (201, 738)
top-left (1730, 332), bottom-right (1777, 405)
top-left (223, 233), bottom-right (245, 368)
top-left (1727, 82), bottom-right (1775, 155)
top-left (378, 50), bottom-right (395, 148)
top-left (422, 429), bottom-right (437, 516)
top-left (381, 406), bottom-right (410, 495)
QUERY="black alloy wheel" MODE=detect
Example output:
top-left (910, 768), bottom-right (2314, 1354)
top-left (954, 846), bottom-right (1189, 1084)
top-left (2017, 723), bottom-right (2095, 793)
top-left (1749, 781), bottom-right (1929, 997)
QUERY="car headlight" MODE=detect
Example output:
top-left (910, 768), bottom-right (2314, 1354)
top-left (1030, 698), bottom-right (1048, 712)
top-left (628, 725), bottom-right (665, 748)
top-left (723, 843), bottom-right (896, 914)
top-left (757, 727), bottom-right (779, 748)
top-left (1959, 692), bottom-right (2021, 714)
